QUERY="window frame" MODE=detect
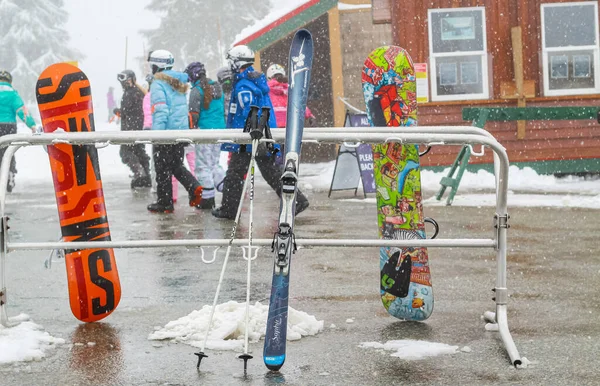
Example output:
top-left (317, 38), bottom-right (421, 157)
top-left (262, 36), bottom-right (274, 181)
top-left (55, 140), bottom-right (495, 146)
top-left (541, 1), bottom-right (600, 96)
top-left (427, 6), bottom-right (489, 102)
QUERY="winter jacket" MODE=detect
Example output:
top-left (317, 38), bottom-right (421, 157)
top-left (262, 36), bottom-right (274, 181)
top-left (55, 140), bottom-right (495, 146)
top-left (189, 79), bottom-right (225, 130)
top-left (0, 81), bottom-right (35, 127)
top-left (120, 85), bottom-right (145, 131)
top-left (150, 70), bottom-right (190, 130)
top-left (227, 66), bottom-right (276, 129)
top-left (143, 92), bottom-right (152, 129)
top-left (222, 66), bottom-right (276, 152)
top-left (268, 78), bottom-right (314, 128)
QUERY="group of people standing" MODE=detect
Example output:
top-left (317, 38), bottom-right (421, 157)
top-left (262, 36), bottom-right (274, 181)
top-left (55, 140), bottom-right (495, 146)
top-left (117, 45), bottom-right (314, 219)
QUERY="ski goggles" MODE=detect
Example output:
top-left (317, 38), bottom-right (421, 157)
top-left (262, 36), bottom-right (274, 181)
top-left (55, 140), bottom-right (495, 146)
top-left (117, 73), bottom-right (130, 82)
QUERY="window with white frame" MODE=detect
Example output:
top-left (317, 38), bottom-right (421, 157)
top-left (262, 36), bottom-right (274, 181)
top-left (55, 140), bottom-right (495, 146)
top-left (541, 1), bottom-right (600, 96)
top-left (428, 7), bottom-right (489, 101)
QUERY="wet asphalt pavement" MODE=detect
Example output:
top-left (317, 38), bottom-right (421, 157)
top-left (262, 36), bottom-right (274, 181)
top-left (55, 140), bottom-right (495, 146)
top-left (1, 174), bottom-right (600, 386)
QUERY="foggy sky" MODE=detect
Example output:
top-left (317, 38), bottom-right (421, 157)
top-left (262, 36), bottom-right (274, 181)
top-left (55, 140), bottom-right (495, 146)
top-left (63, 0), bottom-right (159, 114)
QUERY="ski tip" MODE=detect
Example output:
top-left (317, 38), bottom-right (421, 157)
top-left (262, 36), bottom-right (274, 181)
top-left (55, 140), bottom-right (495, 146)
top-left (294, 28), bottom-right (312, 39)
top-left (264, 355), bottom-right (285, 371)
top-left (266, 364), bottom-right (284, 372)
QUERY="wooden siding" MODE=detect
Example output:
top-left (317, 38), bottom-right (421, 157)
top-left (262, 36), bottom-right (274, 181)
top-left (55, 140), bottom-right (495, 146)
top-left (261, 14), bottom-right (337, 162)
top-left (372, 0), bottom-right (392, 24)
top-left (418, 99), bottom-right (600, 170)
top-left (339, 6), bottom-right (393, 112)
top-left (389, 0), bottom-right (600, 173)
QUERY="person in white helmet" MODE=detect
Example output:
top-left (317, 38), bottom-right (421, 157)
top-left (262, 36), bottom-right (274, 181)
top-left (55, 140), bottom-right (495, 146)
top-left (266, 63), bottom-right (317, 128)
top-left (212, 45), bottom-right (309, 219)
top-left (146, 49), bottom-right (203, 213)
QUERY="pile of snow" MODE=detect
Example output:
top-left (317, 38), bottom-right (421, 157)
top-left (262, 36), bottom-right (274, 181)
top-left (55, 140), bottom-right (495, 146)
top-left (148, 301), bottom-right (324, 352)
top-left (0, 314), bottom-right (65, 364)
top-left (424, 192), bottom-right (600, 209)
top-left (359, 340), bottom-right (459, 360)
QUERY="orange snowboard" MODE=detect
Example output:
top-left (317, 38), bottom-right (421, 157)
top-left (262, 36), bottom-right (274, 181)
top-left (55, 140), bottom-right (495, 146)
top-left (36, 63), bottom-right (121, 322)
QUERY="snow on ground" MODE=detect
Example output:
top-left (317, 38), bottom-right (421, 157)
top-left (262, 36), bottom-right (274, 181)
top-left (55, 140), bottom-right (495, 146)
top-left (359, 340), bottom-right (460, 360)
top-left (0, 314), bottom-right (65, 365)
top-left (13, 121), bottom-right (131, 186)
top-left (9, 121), bottom-right (600, 208)
top-left (302, 161), bottom-right (600, 209)
top-left (148, 301), bottom-right (323, 352)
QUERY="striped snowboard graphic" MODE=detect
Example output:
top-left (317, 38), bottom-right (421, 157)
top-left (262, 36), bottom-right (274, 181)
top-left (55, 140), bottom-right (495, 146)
top-left (36, 63), bottom-right (121, 322)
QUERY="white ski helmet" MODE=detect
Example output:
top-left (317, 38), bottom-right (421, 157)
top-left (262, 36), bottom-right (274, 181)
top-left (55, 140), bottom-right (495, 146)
top-left (148, 49), bottom-right (175, 73)
top-left (267, 64), bottom-right (285, 79)
top-left (226, 45), bottom-right (255, 71)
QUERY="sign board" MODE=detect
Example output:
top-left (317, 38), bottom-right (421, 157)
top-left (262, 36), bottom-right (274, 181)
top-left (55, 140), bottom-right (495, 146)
top-left (415, 63), bottom-right (429, 103)
top-left (356, 143), bottom-right (375, 193)
top-left (328, 111), bottom-right (376, 197)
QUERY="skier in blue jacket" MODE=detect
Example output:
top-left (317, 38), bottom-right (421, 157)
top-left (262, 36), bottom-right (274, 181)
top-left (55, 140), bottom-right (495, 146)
top-left (146, 50), bottom-right (203, 213)
top-left (0, 70), bottom-right (37, 192)
top-left (212, 46), bottom-right (309, 219)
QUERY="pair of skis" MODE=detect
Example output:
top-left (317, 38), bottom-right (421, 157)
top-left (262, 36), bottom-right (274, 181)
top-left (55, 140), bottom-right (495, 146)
top-left (195, 29), bottom-right (313, 373)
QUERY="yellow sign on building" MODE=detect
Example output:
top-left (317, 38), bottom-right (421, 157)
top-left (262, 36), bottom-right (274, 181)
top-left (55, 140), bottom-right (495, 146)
top-left (415, 63), bottom-right (429, 103)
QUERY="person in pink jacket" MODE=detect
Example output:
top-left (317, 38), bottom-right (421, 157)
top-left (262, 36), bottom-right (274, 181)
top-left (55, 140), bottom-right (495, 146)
top-left (142, 75), bottom-right (153, 130)
top-left (266, 63), bottom-right (316, 128)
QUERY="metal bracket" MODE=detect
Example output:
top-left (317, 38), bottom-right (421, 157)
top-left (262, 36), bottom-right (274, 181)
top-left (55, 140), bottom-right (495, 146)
top-left (494, 213), bottom-right (510, 229)
top-left (0, 215), bottom-right (8, 253)
top-left (494, 213), bottom-right (510, 249)
top-left (242, 246), bottom-right (260, 261)
top-left (492, 287), bottom-right (509, 305)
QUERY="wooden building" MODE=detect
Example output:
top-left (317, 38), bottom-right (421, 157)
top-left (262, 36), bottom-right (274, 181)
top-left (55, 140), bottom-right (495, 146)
top-left (375, 0), bottom-right (600, 174)
top-left (234, 0), bottom-right (390, 161)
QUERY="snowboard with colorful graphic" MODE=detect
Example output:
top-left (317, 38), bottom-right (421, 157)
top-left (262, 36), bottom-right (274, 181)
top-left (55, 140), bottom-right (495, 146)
top-left (36, 63), bottom-right (121, 323)
top-left (362, 46), bottom-right (433, 321)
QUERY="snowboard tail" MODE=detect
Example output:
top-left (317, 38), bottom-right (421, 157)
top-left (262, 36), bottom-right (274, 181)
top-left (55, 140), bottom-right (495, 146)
top-left (36, 63), bottom-right (121, 323)
top-left (362, 46), bottom-right (433, 321)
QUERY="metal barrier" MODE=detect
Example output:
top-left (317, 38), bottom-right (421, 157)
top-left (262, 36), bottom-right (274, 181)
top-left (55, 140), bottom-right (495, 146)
top-left (0, 127), bottom-right (521, 366)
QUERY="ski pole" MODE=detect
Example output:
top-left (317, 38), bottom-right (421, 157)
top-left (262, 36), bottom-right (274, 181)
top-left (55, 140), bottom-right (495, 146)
top-left (238, 140), bottom-right (258, 373)
top-left (238, 107), bottom-right (272, 372)
top-left (195, 106), bottom-right (259, 370)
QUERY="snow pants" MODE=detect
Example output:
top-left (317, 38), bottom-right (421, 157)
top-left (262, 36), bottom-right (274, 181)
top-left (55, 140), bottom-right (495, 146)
top-left (195, 144), bottom-right (223, 199)
top-left (0, 123), bottom-right (17, 175)
top-left (172, 145), bottom-right (195, 202)
top-left (219, 143), bottom-right (308, 215)
top-left (153, 144), bottom-right (200, 206)
top-left (120, 144), bottom-right (150, 178)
